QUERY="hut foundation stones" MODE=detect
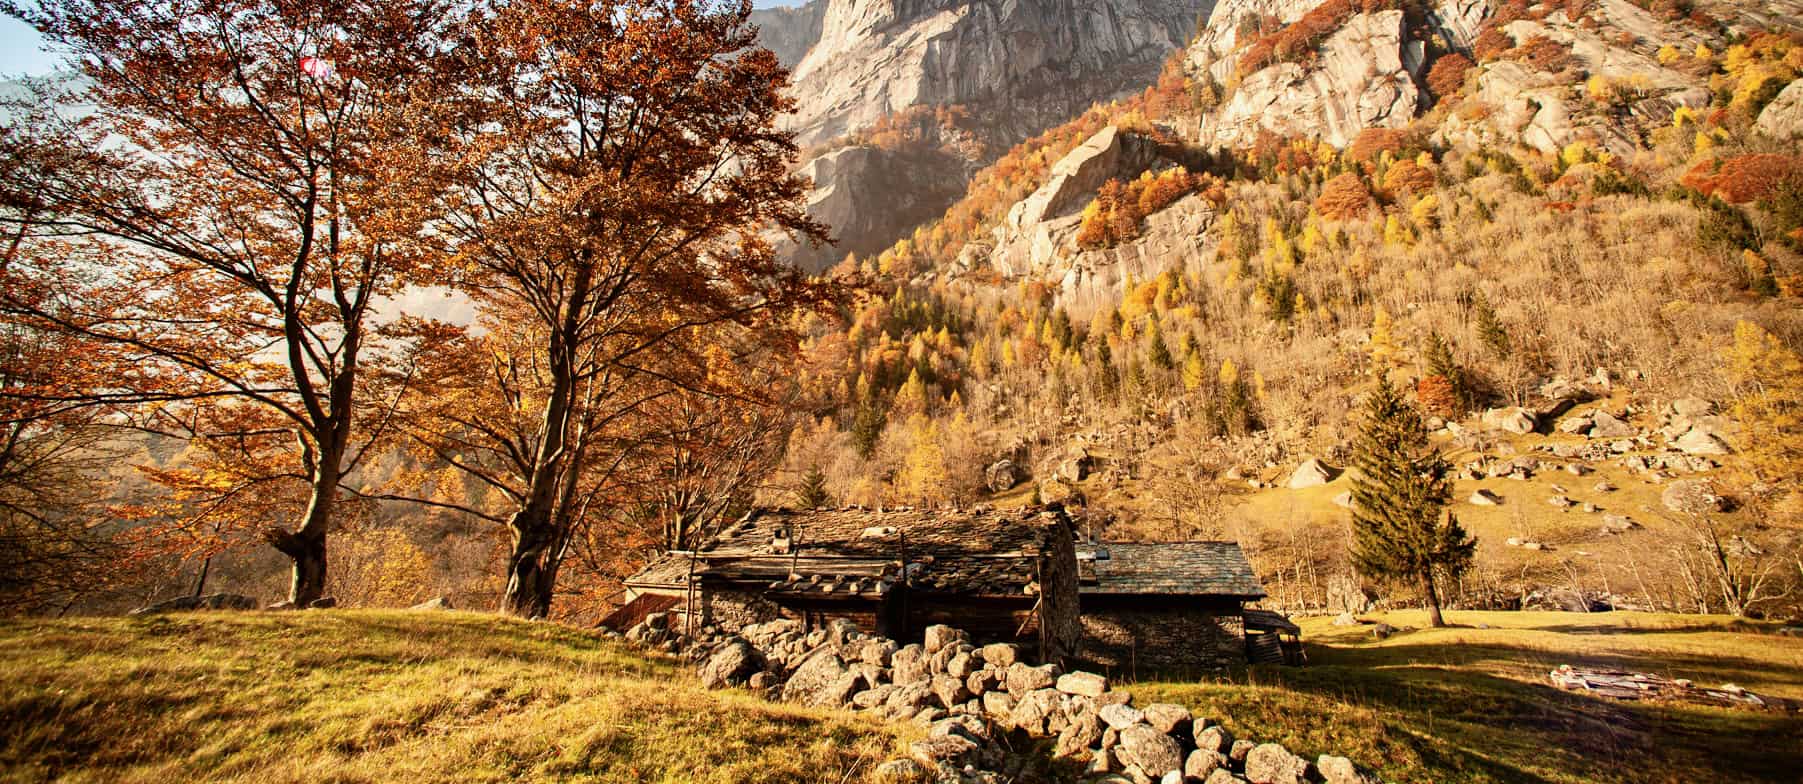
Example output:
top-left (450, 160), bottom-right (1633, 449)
top-left (618, 616), bottom-right (1379, 784)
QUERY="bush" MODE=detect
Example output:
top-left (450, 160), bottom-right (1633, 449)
top-left (1426, 53), bottom-right (1475, 99)
top-left (1316, 173), bottom-right (1375, 219)
top-left (1383, 159), bottom-right (1437, 197)
top-left (1681, 154), bottom-right (1803, 203)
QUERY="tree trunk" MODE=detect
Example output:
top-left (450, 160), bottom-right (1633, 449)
top-left (500, 510), bottom-right (557, 618)
top-left (191, 556), bottom-right (211, 599)
top-left (265, 450), bottom-right (340, 607)
top-left (1423, 573), bottom-right (1446, 627)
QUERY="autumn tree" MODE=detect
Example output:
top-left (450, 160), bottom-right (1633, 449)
top-left (395, 0), bottom-right (831, 618)
top-left (1315, 173), bottom-right (1374, 220)
top-left (0, 0), bottom-right (457, 605)
top-left (1349, 374), bottom-right (1474, 627)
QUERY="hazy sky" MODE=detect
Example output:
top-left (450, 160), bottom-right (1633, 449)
top-left (0, 1), bottom-right (806, 78)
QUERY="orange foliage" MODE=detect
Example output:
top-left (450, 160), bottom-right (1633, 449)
top-left (1316, 173), bottom-right (1374, 220)
top-left (1416, 375), bottom-right (1459, 418)
top-left (1383, 159), bottom-right (1437, 197)
top-left (1515, 35), bottom-right (1575, 72)
top-left (1347, 128), bottom-right (1412, 163)
top-left (1426, 53), bottom-right (1474, 98)
top-left (1079, 170), bottom-right (1206, 249)
top-left (1237, 0), bottom-right (1403, 75)
top-left (1681, 154), bottom-right (1803, 203)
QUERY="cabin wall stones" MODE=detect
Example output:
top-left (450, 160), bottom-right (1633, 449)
top-left (694, 588), bottom-right (785, 633)
top-left (1079, 599), bottom-right (1247, 674)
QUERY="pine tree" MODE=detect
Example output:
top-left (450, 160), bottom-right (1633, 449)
top-left (796, 466), bottom-right (832, 509)
top-left (1145, 317), bottom-right (1174, 370)
top-left (1349, 374), bottom-right (1475, 627)
top-left (1473, 292), bottom-right (1510, 360)
top-left (1421, 332), bottom-right (1471, 414)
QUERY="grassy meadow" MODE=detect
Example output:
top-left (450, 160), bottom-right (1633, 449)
top-left (0, 610), bottom-right (1797, 783)
top-left (0, 611), bottom-right (913, 784)
top-left (1137, 611), bottom-right (1803, 784)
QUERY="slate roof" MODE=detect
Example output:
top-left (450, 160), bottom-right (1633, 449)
top-left (1079, 541), bottom-right (1267, 598)
top-left (623, 506), bottom-right (1066, 598)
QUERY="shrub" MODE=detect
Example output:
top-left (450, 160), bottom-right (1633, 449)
top-left (1426, 53), bottom-right (1475, 99)
top-left (1383, 159), bottom-right (1437, 197)
top-left (1681, 154), bottom-right (1803, 203)
top-left (1516, 35), bottom-right (1576, 72)
top-left (1316, 173), bottom-right (1374, 220)
top-left (1347, 127), bottom-right (1412, 163)
top-left (1473, 27), bottom-right (1514, 61)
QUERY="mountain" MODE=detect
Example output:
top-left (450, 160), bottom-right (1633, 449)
top-left (771, 0), bottom-right (1803, 622)
top-left (761, 0), bottom-right (1216, 271)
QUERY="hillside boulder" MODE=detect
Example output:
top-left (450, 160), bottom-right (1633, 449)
top-left (1673, 428), bottom-right (1729, 455)
top-left (1286, 458), bottom-right (1337, 488)
top-left (986, 459), bottom-right (1022, 492)
top-left (1482, 407), bottom-right (1538, 434)
top-left (129, 593), bottom-right (259, 615)
top-left (1663, 479), bottom-right (1727, 515)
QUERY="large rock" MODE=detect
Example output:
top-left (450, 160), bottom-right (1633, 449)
top-left (1142, 703), bottom-right (1192, 735)
top-left (781, 652), bottom-right (851, 705)
top-left (783, 143), bottom-right (969, 273)
top-left (1099, 702), bottom-right (1146, 731)
top-left (1117, 724), bottom-right (1184, 778)
top-left (747, 0), bottom-right (827, 69)
top-left (1587, 411), bottom-right (1635, 439)
top-left (1191, 9), bottom-right (1423, 149)
top-left (1005, 662), bottom-right (1058, 695)
top-left (979, 642), bottom-right (1018, 667)
top-left (985, 459), bottom-right (1022, 493)
top-left (1056, 670), bottom-right (1109, 698)
top-left (129, 593), bottom-right (259, 615)
top-left (892, 644), bottom-right (930, 684)
top-left (1316, 754), bottom-right (1381, 784)
top-left (1482, 407), bottom-right (1538, 435)
top-left (1286, 458), bottom-right (1337, 489)
top-left (908, 735), bottom-right (980, 770)
top-left (1673, 428), bottom-right (1730, 455)
top-left (700, 640), bottom-right (762, 689)
top-left (1186, 748), bottom-right (1227, 780)
top-left (1243, 743), bottom-right (1311, 784)
top-left (1756, 78), bottom-right (1803, 140)
top-left (923, 624), bottom-right (967, 654)
top-left (1662, 479), bottom-right (1728, 515)
top-left (872, 758), bottom-right (927, 783)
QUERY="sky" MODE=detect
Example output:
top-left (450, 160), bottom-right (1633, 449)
top-left (0, 2), bottom-right (805, 78)
top-left (0, 16), bottom-right (59, 77)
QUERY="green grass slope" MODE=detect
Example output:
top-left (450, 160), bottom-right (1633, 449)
top-left (0, 611), bottom-right (911, 784)
top-left (1137, 611), bottom-right (1803, 784)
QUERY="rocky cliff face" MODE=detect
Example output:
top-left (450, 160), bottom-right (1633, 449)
top-left (781, 142), bottom-right (972, 273)
top-left (785, 0), bottom-right (1216, 147)
top-left (749, 1), bottom-right (829, 69)
top-left (1195, 8), bottom-right (1424, 149)
top-left (770, 0), bottom-right (1216, 273)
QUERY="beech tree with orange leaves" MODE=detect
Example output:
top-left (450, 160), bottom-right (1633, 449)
top-left (381, 0), bottom-right (833, 618)
top-left (0, 0), bottom-right (461, 606)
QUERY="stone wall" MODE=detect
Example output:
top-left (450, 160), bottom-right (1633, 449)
top-left (1080, 598), bottom-right (1247, 676)
top-left (652, 617), bottom-right (1379, 784)
top-left (693, 588), bottom-right (787, 634)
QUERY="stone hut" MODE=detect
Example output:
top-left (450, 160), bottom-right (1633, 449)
top-left (617, 506), bottom-right (1083, 663)
top-left (1075, 541), bottom-right (1267, 674)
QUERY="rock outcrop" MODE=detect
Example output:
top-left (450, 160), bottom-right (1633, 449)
top-left (749, 0), bottom-right (829, 68)
top-left (785, 0), bottom-right (1215, 147)
top-left (1193, 9), bottom-right (1425, 148)
top-left (783, 142), bottom-right (971, 272)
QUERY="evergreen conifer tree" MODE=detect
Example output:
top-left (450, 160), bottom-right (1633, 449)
top-left (1422, 332), bottom-right (1471, 413)
top-left (1349, 374), bottom-right (1475, 627)
top-left (796, 466), bottom-right (832, 509)
top-left (1473, 292), bottom-right (1510, 360)
top-left (1146, 317), bottom-right (1174, 371)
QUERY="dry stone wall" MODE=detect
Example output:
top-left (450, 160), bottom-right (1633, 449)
top-left (612, 613), bottom-right (1383, 784)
